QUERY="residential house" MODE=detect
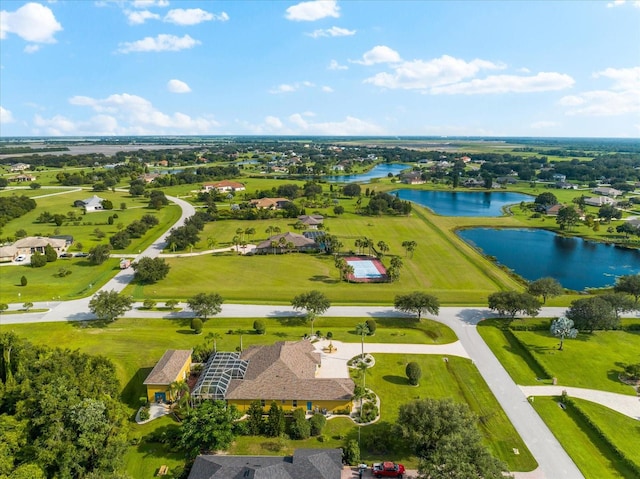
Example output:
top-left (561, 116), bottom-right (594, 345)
top-left (13, 236), bottom-right (66, 255)
top-left (584, 196), bottom-right (617, 207)
top-left (592, 187), bottom-right (622, 197)
top-left (12, 174), bottom-right (36, 182)
top-left (156, 160), bottom-right (169, 167)
top-left (254, 232), bottom-right (320, 254)
top-left (297, 215), bottom-right (324, 229)
top-left (10, 163), bottom-right (30, 172)
top-left (544, 204), bottom-right (564, 216)
top-left (188, 449), bottom-right (343, 479)
top-left (140, 173), bottom-right (160, 183)
top-left (555, 181), bottom-right (577, 189)
top-left (0, 245), bottom-right (18, 262)
top-left (400, 172), bottom-right (425, 185)
top-left (552, 174), bottom-right (567, 182)
top-left (460, 156), bottom-right (472, 163)
top-left (75, 195), bottom-right (105, 213)
top-left (250, 197), bottom-right (290, 210)
top-left (192, 341), bottom-right (355, 414)
top-left (202, 180), bottom-right (246, 193)
top-left (143, 349), bottom-right (192, 403)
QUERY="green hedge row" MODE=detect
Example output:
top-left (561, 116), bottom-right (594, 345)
top-left (562, 396), bottom-right (640, 477)
top-left (504, 329), bottom-right (554, 380)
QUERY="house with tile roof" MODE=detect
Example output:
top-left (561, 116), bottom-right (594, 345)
top-left (76, 195), bottom-right (105, 213)
top-left (192, 341), bottom-right (355, 414)
top-left (298, 214), bottom-right (324, 229)
top-left (13, 236), bottom-right (66, 254)
top-left (254, 232), bottom-right (320, 254)
top-left (143, 349), bottom-right (192, 402)
top-left (188, 448), bottom-right (343, 479)
top-left (202, 180), bottom-right (246, 193)
top-left (250, 197), bottom-right (290, 210)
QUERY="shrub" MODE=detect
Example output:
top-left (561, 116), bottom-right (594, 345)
top-left (108, 216), bottom-right (114, 225)
top-left (143, 299), bottom-right (157, 310)
top-left (365, 318), bottom-right (377, 335)
top-left (30, 251), bottom-right (47, 268)
top-left (359, 401), bottom-right (378, 422)
top-left (253, 319), bottom-right (266, 335)
top-left (343, 439), bottom-right (360, 465)
top-left (289, 408), bottom-right (310, 439)
top-left (165, 299), bottom-right (179, 310)
top-left (138, 407), bottom-right (150, 421)
top-left (190, 318), bottom-right (203, 334)
top-left (20, 275), bottom-right (27, 286)
top-left (120, 202), bottom-right (127, 210)
top-left (44, 244), bottom-right (57, 262)
top-left (326, 331), bottom-right (333, 339)
top-left (406, 361), bottom-right (422, 386)
top-left (309, 413), bottom-right (326, 436)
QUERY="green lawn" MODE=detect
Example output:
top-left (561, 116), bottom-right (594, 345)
top-left (532, 397), bottom-right (639, 479)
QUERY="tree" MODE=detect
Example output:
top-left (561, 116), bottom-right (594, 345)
top-left (401, 240), bottom-right (417, 258)
top-left (376, 240), bottom-right (389, 258)
top-left (355, 322), bottom-right (370, 359)
top-left (179, 400), bottom-right (240, 458)
top-left (556, 206), bottom-right (580, 231)
top-left (396, 398), bottom-right (506, 479)
top-left (253, 319), bottom-right (266, 335)
top-left (598, 204), bottom-right (621, 224)
top-left (142, 298), bottom-right (156, 310)
top-left (365, 318), bottom-right (377, 335)
top-left (614, 274), bottom-right (640, 303)
top-left (88, 290), bottom-right (133, 322)
top-left (550, 316), bottom-right (578, 351)
top-left (0, 303), bottom-right (8, 313)
top-left (617, 222), bottom-right (639, 239)
top-left (88, 244), bottom-right (112, 265)
top-left (534, 192), bottom-right (558, 207)
top-left (190, 318), bottom-right (203, 334)
top-left (527, 277), bottom-right (563, 304)
top-left (343, 439), bottom-right (360, 465)
top-left (132, 257), bottom-right (170, 283)
top-left (288, 408), bottom-right (310, 439)
top-left (291, 290), bottom-right (331, 336)
top-left (406, 361), bottom-right (422, 386)
top-left (309, 413), bottom-right (326, 436)
top-left (22, 302), bottom-right (33, 311)
top-left (487, 291), bottom-right (541, 318)
top-left (28, 251), bottom-right (46, 268)
top-left (246, 400), bottom-right (264, 435)
top-left (148, 190), bottom-right (169, 209)
top-left (343, 183), bottom-right (361, 197)
top-left (165, 299), bottom-right (179, 310)
top-left (566, 297), bottom-right (617, 332)
top-left (394, 291), bottom-right (440, 320)
top-left (20, 275), bottom-right (27, 286)
top-left (265, 402), bottom-right (285, 437)
top-left (333, 205), bottom-right (344, 216)
top-left (44, 244), bottom-right (57, 262)
top-left (187, 292), bottom-right (223, 321)
top-left (600, 293), bottom-right (636, 320)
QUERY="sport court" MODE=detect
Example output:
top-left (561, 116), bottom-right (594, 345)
top-left (344, 256), bottom-right (388, 283)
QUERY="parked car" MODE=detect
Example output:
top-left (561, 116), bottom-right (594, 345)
top-left (372, 462), bottom-right (405, 478)
top-left (75, 252), bottom-right (89, 257)
top-left (60, 253), bottom-right (74, 258)
top-left (15, 255), bottom-right (27, 262)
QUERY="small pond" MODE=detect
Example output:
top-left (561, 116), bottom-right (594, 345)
top-left (457, 228), bottom-right (640, 290)
top-left (325, 163), bottom-right (408, 183)
top-left (394, 190), bottom-right (533, 216)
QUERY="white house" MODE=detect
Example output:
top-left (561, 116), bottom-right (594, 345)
top-left (592, 187), bottom-right (622, 197)
top-left (78, 195), bottom-right (105, 213)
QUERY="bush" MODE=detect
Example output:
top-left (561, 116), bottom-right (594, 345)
top-left (139, 407), bottom-right (150, 421)
top-left (110, 231), bottom-right (131, 249)
top-left (20, 275), bottom-right (27, 286)
top-left (289, 408), bottom-right (310, 440)
top-left (326, 331), bottom-right (333, 339)
top-left (365, 318), bottom-right (377, 335)
top-left (30, 251), bottom-right (47, 268)
top-left (143, 299), bottom-right (157, 310)
top-left (165, 299), bottom-right (179, 310)
top-left (44, 244), bottom-right (57, 262)
top-left (406, 361), bottom-right (422, 386)
top-left (309, 413), bottom-right (326, 436)
top-left (359, 401), bottom-right (378, 422)
top-left (343, 439), bottom-right (360, 465)
top-left (108, 216), bottom-right (114, 225)
top-left (190, 318), bottom-right (203, 334)
top-left (253, 319), bottom-right (266, 335)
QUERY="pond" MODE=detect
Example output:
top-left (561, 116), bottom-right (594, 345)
top-left (325, 163), bottom-right (408, 183)
top-left (394, 190), bottom-right (533, 216)
top-left (457, 228), bottom-right (640, 290)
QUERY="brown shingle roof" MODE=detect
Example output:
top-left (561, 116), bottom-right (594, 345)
top-left (225, 341), bottom-right (354, 401)
top-left (13, 237), bottom-right (66, 249)
top-left (143, 349), bottom-right (192, 385)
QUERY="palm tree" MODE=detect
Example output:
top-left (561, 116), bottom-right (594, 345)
top-left (344, 264), bottom-right (354, 282)
top-left (273, 226), bottom-right (281, 234)
top-left (377, 241), bottom-right (389, 258)
top-left (236, 227), bottom-right (244, 241)
top-left (270, 240), bottom-right (278, 255)
top-left (207, 236), bottom-right (217, 250)
top-left (205, 331), bottom-right (222, 353)
top-left (266, 225), bottom-right (274, 236)
top-left (232, 235), bottom-right (241, 252)
top-left (354, 238), bottom-right (362, 255)
top-left (355, 322), bottom-right (370, 359)
top-left (245, 227), bottom-right (256, 242)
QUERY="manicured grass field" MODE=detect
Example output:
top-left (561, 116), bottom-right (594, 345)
top-left (532, 397), bottom-right (639, 479)
top-left (477, 319), bottom-right (640, 395)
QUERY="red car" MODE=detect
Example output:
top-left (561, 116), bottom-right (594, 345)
top-left (372, 461), bottom-right (405, 478)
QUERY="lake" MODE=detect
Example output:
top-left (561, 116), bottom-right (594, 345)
top-left (394, 190), bottom-right (533, 216)
top-left (457, 228), bottom-right (640, 290)
top-left (325, 163), bottom-right (408, 183)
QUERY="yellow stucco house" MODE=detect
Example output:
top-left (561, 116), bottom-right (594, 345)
top-left (143, 349), bottom-right (192, 403)
top-left (191, 341), bottom-right (354, 414)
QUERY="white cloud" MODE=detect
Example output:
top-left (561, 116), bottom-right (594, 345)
top-left (117, 34), bottom-right (200, 53)
top-left (307, 26), bottom-right (355, 38)
top-left (328, 59), bottom-right (348, 70)
top-left (285, 0), bottom-right (340, 21)
top-left (531, 121), bottom-right (559, 129)
top-left (269, 81), bottom-right (316, 94)
top-left (24, 44), bottom-right (40, 53)
top-left (131, 0), bottom-right (169, 8)
top-left (163, 8), bottom-right (228, 25)
top-left (606, 0), bottom-right (639, 7)
top-left (125, 9), bottom-right (160, 25)
top-left (264, 116), bottom-right (283, 129)
top-left (322, 86), bottom-right (334, 92)
top-left (39, 92), bottom-right (219, 135)
top-left (560, 66), bottom-right (640, 116)
top-left (0, 106), bottom-right (15, 124)
top-left (430, 72), bottom-right (575, 95)
top-left (353, 45), bottom-right (402, 65)
top-left (364, 55), bottom-right (503, 90)
top-left (167, 79), bottom-right (191, 93)
top-left (287, 113), bottom-right (385, 135)
top-left (0, 2), bottom-right (62, 43)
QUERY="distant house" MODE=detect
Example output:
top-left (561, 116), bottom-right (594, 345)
top-left (10, 163), bottom-right (30, 172)
top-left (12, 174), bottom-right (36, 182)
top-left (297, 214), bottom-right (324, 229)
top-left (544, 204), bottom-right (564, 216)
top-left (592, 187), bottom-right (622, 197)
top-left (250, 197), bottom-right (290, 210)
top-left (192, 341), bottom-right (355, 414)
top-left (555, 181), bottom-right (577, 189)
top-left (140, 173), bottom-right (160, 183)
top-left (584, 196), bottom-right (617, 207)
top-left (188, 449), bottom-right (343, 479)
top-left (202, 180), bottom-right (245, 193)
top-left (75, 195), bottom-right (105, 213)
top-left (400, 172), bottom-right (425, 185)
top-left (0, 245), bottom-right (18, 262)
top-left (552, 173), bottom-right (567, 182)
top-left (254, 232), bottom-right (320, 254)
top-left (143, 349), bottom-right (192, 403)
top-left (460, 156), bottom-right (472, 163)
top-left (13, 236), bottom-right (66, 254)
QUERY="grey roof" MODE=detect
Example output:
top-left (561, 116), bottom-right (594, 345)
top-left (298, 215), bottom-right (324, 225)
top-left (82, 195), bottom-right (105, 207)
top-left (0, 245), bottom-right (18, 257)
top-left (143, 349), bottom-right (192, 385)
top-left (187, 449), bottom-right (342, 479)
top-left (13, 237), bottom-right (66, 249)
top-left (255, 232), bottom-right (317, 250)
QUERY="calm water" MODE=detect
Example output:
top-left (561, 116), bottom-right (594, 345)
top-left (395, 190), bottom-right (533, 216)
top-left (458, 228), bottom-right (640, 290)
top-left (325, 163), bottom-right (408, 183)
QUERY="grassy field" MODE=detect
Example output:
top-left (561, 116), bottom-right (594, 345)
top-left (532, 397), bottom-right (639, 479)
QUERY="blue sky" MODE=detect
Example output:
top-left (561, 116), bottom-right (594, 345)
top-left (1, 0), bottom-right (639, 137)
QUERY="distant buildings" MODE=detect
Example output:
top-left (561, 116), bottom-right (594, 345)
top-left (202, 180), bottom-right (246, 193)
top-left (74, 195), bottom-right (106, 213)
